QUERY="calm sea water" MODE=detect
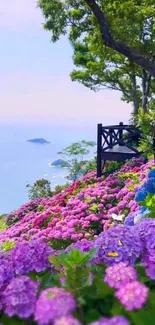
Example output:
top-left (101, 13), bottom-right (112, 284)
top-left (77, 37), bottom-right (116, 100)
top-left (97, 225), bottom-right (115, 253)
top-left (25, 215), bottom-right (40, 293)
top-left (0, 124), bottom-right (97, 213)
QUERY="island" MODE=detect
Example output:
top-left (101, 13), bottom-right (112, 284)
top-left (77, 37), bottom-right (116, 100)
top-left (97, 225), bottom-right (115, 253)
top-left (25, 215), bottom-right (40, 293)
top-left (50, 159), bottom-right (71, 167)
top-left (27, 138), bottom-right (50, 144)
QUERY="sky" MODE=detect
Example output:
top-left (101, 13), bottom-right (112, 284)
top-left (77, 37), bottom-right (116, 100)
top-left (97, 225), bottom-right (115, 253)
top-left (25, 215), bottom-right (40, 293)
top-left (0, 0), bottom-right (132, 126)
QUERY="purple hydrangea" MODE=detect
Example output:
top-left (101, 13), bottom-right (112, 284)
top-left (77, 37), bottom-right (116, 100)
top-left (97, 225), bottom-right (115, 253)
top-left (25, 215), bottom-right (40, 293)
top-left (115, 281), bottom-right (149, 311)
top-left (105, 262), bottom-right (137, 288)
top-left (3, 275), bottom-right (38, 318)
top-left (145, 264), bottom-right (155, 279)
top-left (65, 239), bottom-right (95, 253)
top-left (54, 315), bottom-right (81, 325)
top-left (35, 287), bottom-right (76, 325)
top-left (89, 316), bottom-right (130, 325)
top-left (0, 251), bottom-right (14, 293)
top-left (12, 239), bottom-right (53, 275)
top-left (94, 225), bottom-right (142, 265)
top-left (124, 215), bottom-right (134, 226)
top-left (136, 218), bottom-right (155, 244)
top-left (141, 233), bottom-right (155, 274)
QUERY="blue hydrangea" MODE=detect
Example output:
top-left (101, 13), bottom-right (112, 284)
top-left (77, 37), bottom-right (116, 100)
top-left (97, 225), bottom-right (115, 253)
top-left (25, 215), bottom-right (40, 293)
top-left (144, 178), bottom-right (155, 194)
top-left (148, 169), bottom-right (155, 179)
top-left (141, 206), bottom-right (148, 213)
top-left (135, 189), bottom-right (147, 202)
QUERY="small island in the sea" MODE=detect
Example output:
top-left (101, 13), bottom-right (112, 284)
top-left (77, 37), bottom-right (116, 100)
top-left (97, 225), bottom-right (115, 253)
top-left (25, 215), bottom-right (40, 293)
top-left (27, 138), bottom-right (50, 144)
top-left (50, 159), bottom-right (71, 167)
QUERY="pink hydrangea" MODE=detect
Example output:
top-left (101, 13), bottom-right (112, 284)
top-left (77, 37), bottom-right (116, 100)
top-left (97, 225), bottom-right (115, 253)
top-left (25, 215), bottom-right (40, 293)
top-left (105, 262), bottom-right (137, 288)
top-left (115, 281), bottom-right (149, 311)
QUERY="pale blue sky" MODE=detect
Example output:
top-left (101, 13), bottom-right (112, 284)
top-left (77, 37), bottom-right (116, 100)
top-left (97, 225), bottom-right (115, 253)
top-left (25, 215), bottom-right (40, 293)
top-left (0, 0), bottom-right (132, 126)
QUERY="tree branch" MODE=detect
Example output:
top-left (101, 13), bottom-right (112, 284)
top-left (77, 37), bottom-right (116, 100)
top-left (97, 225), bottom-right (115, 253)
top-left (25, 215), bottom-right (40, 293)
top-left (84, 0), bottom-right (155, 77)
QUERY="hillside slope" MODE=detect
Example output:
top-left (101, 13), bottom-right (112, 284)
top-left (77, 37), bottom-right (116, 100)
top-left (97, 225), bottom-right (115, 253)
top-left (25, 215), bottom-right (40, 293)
top-left (0, 158), bottom-right (155, 325)
top-left (0, 157), bottom-right (153, 245)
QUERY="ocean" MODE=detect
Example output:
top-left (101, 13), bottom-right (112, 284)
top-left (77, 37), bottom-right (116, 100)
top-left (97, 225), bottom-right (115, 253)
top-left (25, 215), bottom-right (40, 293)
top-left (0, 124), bottom-right (97, 214)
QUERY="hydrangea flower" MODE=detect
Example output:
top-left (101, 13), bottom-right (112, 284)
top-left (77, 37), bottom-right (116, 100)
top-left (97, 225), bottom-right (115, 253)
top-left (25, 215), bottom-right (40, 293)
top-left (89, 316), bottom-right (130, 325)
top-left (124, 215), bottom-right (134, 226)
top-left (12, 239), bottom-right (53, 275)
top-left (115, 281), bottom-right (149, 311)
top-left (111, 214), bottom-right (125, 222)
top-left (134, 208), bottom-right (150, 225)
top-left (3, 275), bottom-right (38, 318)
top-left (35, 287), bottom-right (76, 325)
top-left (65, 239), bottom-right (95, 253)
top-left (145, 264), bottom-right (155, 280)
top-left (105, 262), bottom-right (137, 288)
top-left (148, 169), bottom-right (155, 178)
top-left (136, 218), bottom-right (155, 244)
top-left (144, 177), bottom-right (155, 194)
top-left (54, 315), bottom-right (81, 325)
top-left (135, 189), bottom-right (147, 203)
top-left (0, 251), bottom-right (14, 293)
top-left (95, 225), bottom-right (142, 265)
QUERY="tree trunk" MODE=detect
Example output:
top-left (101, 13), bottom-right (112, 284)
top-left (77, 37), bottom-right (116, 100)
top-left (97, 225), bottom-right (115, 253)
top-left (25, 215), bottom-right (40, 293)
top-left (130, 66), bottom-right (139, 116)
top-left (142, 69), bottom-right (151, 113)
top-left (85, 0), bottom-right (155, 77)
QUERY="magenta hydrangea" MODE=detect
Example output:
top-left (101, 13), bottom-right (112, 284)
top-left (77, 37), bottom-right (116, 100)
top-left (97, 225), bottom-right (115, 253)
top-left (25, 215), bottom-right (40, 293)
top-left (115, 281), bottom-right (149, 311)
top-left (89, 316), bottom-right (130, 325)
top-left (54, 315), bottom-right (81, 325)
top-left (35, 287), bottom-right (76, 325)
top-left (3, 275), bottom-right (38, 318)
top-left (0, 157), bottom-right (150, 246)
top-left (105, 262), bottom-right (137, 288)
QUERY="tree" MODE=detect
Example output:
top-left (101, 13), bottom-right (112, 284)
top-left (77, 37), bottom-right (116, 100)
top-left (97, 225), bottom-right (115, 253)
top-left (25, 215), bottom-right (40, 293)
top-left (71, 43), bottom-right (142, 116)
top-left (26, 179), bottom-right (52, 199)
top-left (71, 39), bottom-right (155, 116)
top-left (58, 140), bottom-right (95, 182)
top-left (39, 0), bottom-right (155, 77)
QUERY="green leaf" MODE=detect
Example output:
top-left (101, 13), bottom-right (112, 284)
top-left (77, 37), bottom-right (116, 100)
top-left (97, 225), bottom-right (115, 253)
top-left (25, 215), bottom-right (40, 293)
top-left (1, 240), bottom-right (16, 251)
top-left (130, 307), bottom-right (155, 325)
top-left (84, 309), bottom-right (101, 323)
top-left (57, 248), bottom-right (96, 268)
top-left (0, 315), bottom-right (25, 325)
top-left (94, 277), bottom-right (115, 298)
top-left (136, 264), bottom-right (148, 283)
top-left (48, 255), bottom-right (61, 270)
top-left (39, 271), bottom-right (60, 290)
top-left (78, 248), bottom-right (97, 267)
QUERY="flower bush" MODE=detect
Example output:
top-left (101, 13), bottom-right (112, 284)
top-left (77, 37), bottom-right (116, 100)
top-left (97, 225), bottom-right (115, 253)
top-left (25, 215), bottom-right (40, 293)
top-left (0, 158), bottom-right (155, 324)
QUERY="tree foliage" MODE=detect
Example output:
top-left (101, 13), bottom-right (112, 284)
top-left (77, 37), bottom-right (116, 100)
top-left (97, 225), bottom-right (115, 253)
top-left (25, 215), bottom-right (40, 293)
top-left (58, 140), bottom-right (95, 182)
top-left (26, 179), bottom-right (70, 199)
top-left (26, 179), bottom-right (52, 199)
top-left (137, 105), bottom-right (155, 159)
top-left (39, 0), bottom-right (155, 77)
